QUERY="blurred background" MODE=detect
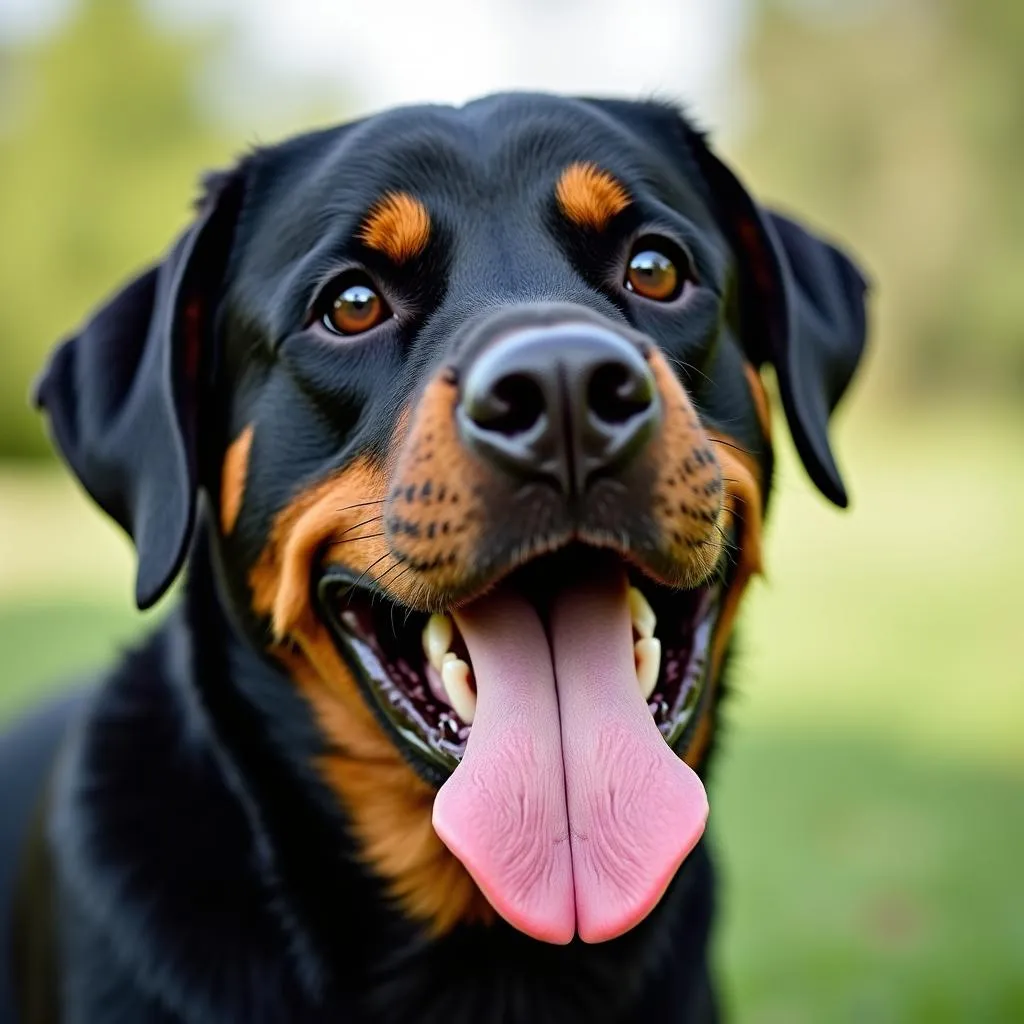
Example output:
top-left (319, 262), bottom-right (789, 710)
top-left (1, 0), bottom-right (1021, 1018)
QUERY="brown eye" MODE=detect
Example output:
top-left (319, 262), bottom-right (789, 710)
top-left (322, 282), bottom-right (388, 336)
top-left (625, 246), bottom-right (686, 301)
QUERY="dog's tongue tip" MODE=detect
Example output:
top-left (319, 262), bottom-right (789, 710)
top-left (433, 569), bottom-right (708, 944)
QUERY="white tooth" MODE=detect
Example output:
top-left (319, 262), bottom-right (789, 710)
top-left (635, 637), bottom-right (662, 700)
top-left (441, 655), bottom-right (476, 725)
top-left (628, 586), bottom-right (657, 639)
top-left (422, 614), bottom-right (454, 672)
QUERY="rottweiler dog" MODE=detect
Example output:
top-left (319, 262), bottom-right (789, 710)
top-left (0, 94), bottom-right (868, 1023)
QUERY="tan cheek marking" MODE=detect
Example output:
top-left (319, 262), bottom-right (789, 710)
top-left (555, 162), bottom-right (631, 231)
top-left (359, 191), bottom-right (431, 264)
top-left (744, 362), bottom-right (772, 441)
top-left (220, 424), bottom-right (254, 535)
top-left (683, 433), bottom-right (764, 770)
top-left (612, 350), bottom-right (766, 768)
top-left (247, 429), bottom-right (493, 935)
top-left (249, 457), bottom-right (394, 641)
top-left (645, 350), bottom-right (726, 588)
top-left (277, 632), bottom-right (494, 935)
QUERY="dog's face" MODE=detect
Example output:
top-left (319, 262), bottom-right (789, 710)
top-left (37, 95), bottom-right (867, 946)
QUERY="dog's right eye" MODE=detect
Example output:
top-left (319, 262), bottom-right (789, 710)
top-left (320, 277), bottom-right (391, 336)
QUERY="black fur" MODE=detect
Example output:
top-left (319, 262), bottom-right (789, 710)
top-left (3, 94), bottom-right (868, 1022)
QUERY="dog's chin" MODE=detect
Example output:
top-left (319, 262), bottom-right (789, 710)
top-left (316, 541), bottom-right (727, 781)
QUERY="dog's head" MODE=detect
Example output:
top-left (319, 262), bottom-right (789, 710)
top-left (36, 95), bottom-right (867, 945)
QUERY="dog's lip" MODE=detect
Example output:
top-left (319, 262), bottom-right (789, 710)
top-left (317, 571), bottom-right (457, 780)
top-left (315, 539), bottom-right (731, 783)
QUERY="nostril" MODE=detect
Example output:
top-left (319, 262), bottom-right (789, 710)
top-left (588, 361), bottom-right (655, 426)
top-left (470, 373), bottom-right (546, 436)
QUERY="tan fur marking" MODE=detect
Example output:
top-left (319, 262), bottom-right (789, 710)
top-left (359, 191), bottom-right (430, 264)
top-left (384, 375), bottom-right (489, 606)
top-left (277, 636), bottom-right (494, 934)
top-left (249, 458), bottom-right (394, 640)
top-left (220, 424), bottom-right (254, 535)
top-left (683, 433), bottom-right (765, 769)
top-left (644, 350), bottom-right (726, 588)
top-left (248, 435), bottom-right (493, 935)
top-left (744, 362), bottom-right (772, 441)
top-left (555, 162), bottom-right (631, 231)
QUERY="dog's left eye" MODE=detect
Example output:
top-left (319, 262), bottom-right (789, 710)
top-left (321, 278), bottom-right (391, 336)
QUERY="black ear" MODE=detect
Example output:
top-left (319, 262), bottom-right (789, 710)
top-left (685, 134), bottom-right (869, 507)
top-left (34, 171), bottom-right (244, 608)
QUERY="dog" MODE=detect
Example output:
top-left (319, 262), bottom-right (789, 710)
top-left (0, 94), bottom-right (867, 1023)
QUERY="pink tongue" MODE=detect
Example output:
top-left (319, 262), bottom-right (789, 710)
top-left (431, 567), bottom-right (708, 944)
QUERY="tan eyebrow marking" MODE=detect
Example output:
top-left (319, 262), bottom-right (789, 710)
top-left (555, 162), bottom-right (631, 231)
top-left (358, 191), bottom-right (431, 264)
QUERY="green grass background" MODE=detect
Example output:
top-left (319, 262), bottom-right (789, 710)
top-left (1, 401), bottom-right (1021, 1021)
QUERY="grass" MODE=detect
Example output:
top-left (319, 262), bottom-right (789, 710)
top-left (715, 732), bottom-right (1024, 1023)
top-left (1, 400), bottom-right (1021, 1019)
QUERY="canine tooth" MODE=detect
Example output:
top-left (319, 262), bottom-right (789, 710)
top-left (422, 614), bottom-right (454, 672)
top-left (635, 637), bottom-right (662, 700)
top-left (628, 586), bottom-right (657, 639)
top-left (441, 655), bottom-right (476, 725)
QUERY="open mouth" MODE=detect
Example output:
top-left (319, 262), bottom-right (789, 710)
top-left (319, 546), bottom-right (722, 775)
top-left (318, 542), bottom-right (728, 945)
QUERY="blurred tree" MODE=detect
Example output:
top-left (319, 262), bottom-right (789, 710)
top-left (735, 0), bottom-right (1024, 402)
top-left (0, 0), bottom-right (237, 458)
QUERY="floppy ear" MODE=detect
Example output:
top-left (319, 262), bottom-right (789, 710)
top-left (34, 171), bottom-right (244, 608)
top-left (685, 133), bottom-right (869, 507)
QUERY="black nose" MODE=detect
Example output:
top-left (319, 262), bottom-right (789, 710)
top-left (457, 324), bottom-right (660, 495)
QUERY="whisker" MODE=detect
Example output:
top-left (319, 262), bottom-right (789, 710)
top-left (329, 532), bottom-right (387, 546)
top-left (374, 557), bottom-right (410, 587)
top-left (389, 592), bottom-right (400, 639)
top-left (664, 354), bottom-right (713, 387)
top-left (693, 529), bottom-right (737, 578)
top-left (335, 499), bottom-right (386, 514)
top-left (711, 520), bottom-right (735, 550)
top-left (382, 565), bottom-right (420, 634)
top-left (369, 558), bottom-right (410, 608)
top-left (708, 437), bottom-right (753, 456)
top-left (334, 514), bottom-right (384, 539)
top-left (346, 552), bottom-right (395, 598)
top-left (384, 564), bottom-right (416, 597)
